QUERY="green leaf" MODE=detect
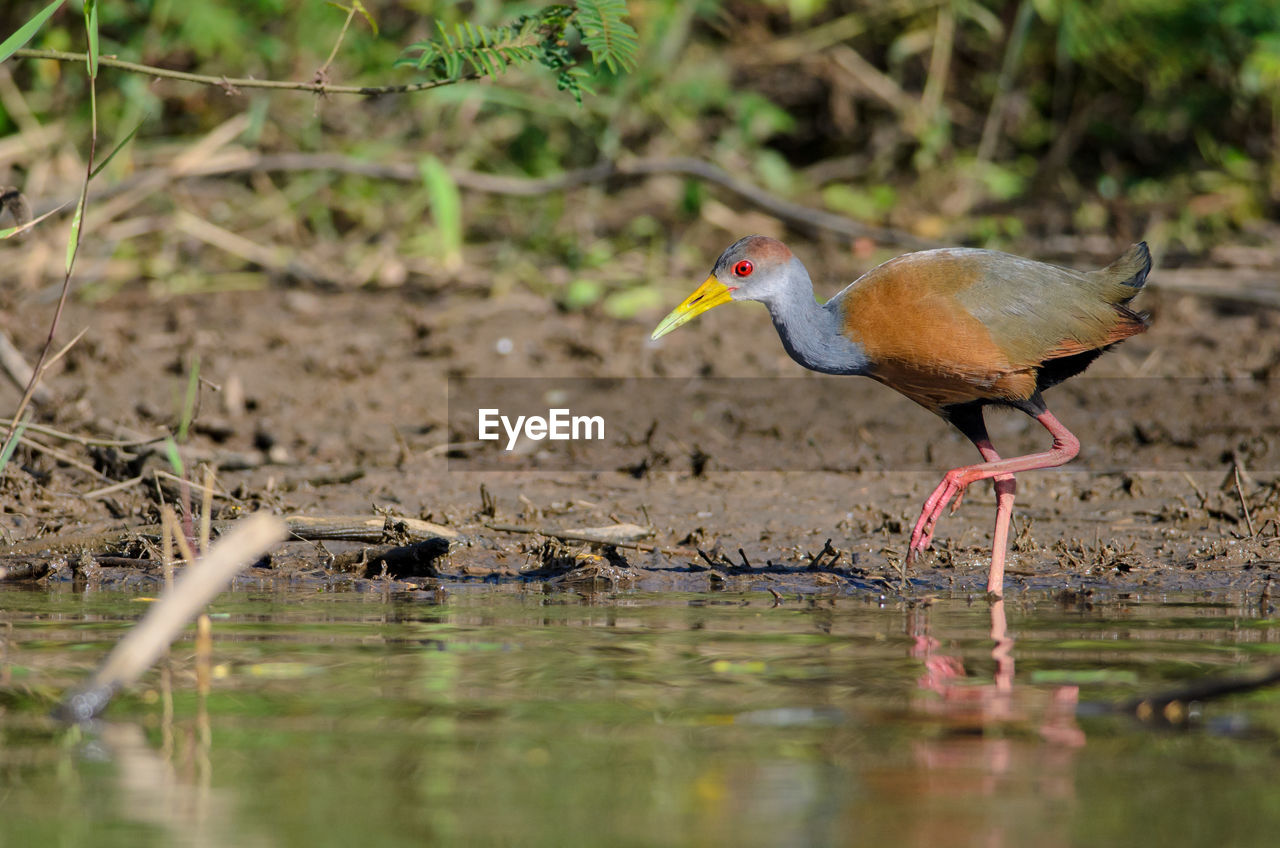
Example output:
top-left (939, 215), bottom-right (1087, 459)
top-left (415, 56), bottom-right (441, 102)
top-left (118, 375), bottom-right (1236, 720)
top-left (0, 412), bottom-right (32, 479)
top-left (0, 201), bottom-right (66, 240)
top-left (398, 18), bottom-right (541, 81)
top-left (90, 114), bottom-right (148, 179)
top-left (164, 436), bottom-right (185, 477)
top-left (418, 155), bottom-right (462, 269)
top-left (575, 0), bottom-right (639, 73)
top-left (65, 193), bottom-right (84, 273)
top-left (83, 0), bottom-right (98, 78)
top-left (351, 1), bottom-right (378, 36)
top-left (0, 0), bottom-right (66, 64)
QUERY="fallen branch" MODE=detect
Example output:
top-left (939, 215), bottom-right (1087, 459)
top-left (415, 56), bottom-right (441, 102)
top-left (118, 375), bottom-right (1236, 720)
top-left (485, 521), bottom-right (690, 556)
top-left (0, 513), bottom-right (460, 558)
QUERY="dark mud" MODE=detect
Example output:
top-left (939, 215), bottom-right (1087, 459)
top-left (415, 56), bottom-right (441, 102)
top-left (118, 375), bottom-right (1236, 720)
top-left (3, 243), bottom-right (1279, 597)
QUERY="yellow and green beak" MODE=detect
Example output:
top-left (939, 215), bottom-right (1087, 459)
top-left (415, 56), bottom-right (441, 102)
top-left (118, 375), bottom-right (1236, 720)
top-left (650, 276), bottom-right (735, 341)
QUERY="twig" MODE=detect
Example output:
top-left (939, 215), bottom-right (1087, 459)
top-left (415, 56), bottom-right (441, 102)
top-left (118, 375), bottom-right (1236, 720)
top-left (827, 45), bottom-right (917, 118)
top-left (152, 468), bottom-right (235, 502)
top-left (82, 474), bottom-right (145, 499)
top-left (0, 331), bottom-right (53, 405)
top-left (199, 465), bottom-right (215, 554)
top-left (920, 2), bottom-right (955, 125)
top-left (0, 513), bottom-right (458, 558)
top-left (173, 208), bottom-right (349, 287)
top-left (806, 538), bottom-right (840, 570)
top-left (1235, 462), bottom-right (1257, 537)
top-left (55, 513), bottom-right (287, 723)
top-left (161, 504), bottom-right (199, 567)
top-left (82, 151), bottom-right (938, 249)
top-left (17, 432), bottom-right (112, 481)
top-left (977, 0), bottom-right (1034, 162)
top-left (14, 48), bottom-right (476, 96)
top-left (0, 418), bottom-right (164, 448)
top-left (318, 5), bottom-right (358, 78)
top-left (1125, 662), bottom-right (1280, 725)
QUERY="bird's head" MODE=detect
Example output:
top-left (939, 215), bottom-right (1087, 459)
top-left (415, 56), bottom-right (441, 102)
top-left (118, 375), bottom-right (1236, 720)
top-left (650, 236), bottom-right (797, 340)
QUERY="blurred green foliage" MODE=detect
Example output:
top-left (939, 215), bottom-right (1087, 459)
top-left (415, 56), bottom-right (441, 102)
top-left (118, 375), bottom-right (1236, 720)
top-left (1, 0), bottom-right (1277, 307)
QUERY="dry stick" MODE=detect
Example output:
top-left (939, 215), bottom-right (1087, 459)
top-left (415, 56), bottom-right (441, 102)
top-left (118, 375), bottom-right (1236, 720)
top-left (173, 208), bottom-right (348, 287)
top-left (1234, 463), bottom-right (1257, 538)
top-left (318, 5), bottom-right (359, 78)
top-left (81, 474), bottom-right (145, 499)
top-left (55, 513), bottom-right (287, 723)
top-left (160, 504), bottom-right (198, 567)
top-left (161, 507), bottom-right (174, 592)
top-left (827, 45), bottom-right (917, 118)
top-left (1124, 662), bottom-right (1280, 724)
top-left (0, 418), bottom-right (163, 448)
top-left (16, 432), bottom-right (112, 481)
top-left (0, 514), bottom-right (459, 558)
top-left (199, 465), bottom-right (215, 554)
top-left (13, 48), bottom-right (476, 96)
top-left (72, 152), bottom-right (937, 250)
top-left (920, 2), bottom-right (955, 127)
top-left (485, 521), bottom-right (691, 557)
top-left (0, 332), bottom-right (53, 406)
top-left (977, 0), bottom-right (1035, 163)
top-left (153, 468), bottom-right (234, 502)
top-left (0, 329), bottom-right (91, 433)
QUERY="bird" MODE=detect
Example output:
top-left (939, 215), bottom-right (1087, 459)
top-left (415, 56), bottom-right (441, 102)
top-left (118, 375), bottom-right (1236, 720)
top-left (650, 236), bottom-right (1151, 597)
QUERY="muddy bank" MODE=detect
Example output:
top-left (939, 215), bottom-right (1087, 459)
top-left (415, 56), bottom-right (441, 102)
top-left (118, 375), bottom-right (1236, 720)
top-left (2, 254), bottom-right (1278, 596)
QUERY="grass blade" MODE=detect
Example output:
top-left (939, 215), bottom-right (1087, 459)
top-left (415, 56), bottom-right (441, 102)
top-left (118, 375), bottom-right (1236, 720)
top-left (0, 0), bottom-right (66, 65)
top-left (0, 412), bottom-right (32, 478)
top-left (64, 193), bottom-right (84, 273)
top-left (83, 0), bottom-right (98, 78)
top-left (90, 114), bottom-right (148, 179)
top-left (418, 155), bottom-right (463, 269)
top-left (164, 435), bottom-right (185, 477)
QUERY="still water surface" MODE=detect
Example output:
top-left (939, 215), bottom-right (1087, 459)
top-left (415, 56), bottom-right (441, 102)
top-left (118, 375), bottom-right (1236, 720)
top-left (2, 585), bottom-right (1279, 847)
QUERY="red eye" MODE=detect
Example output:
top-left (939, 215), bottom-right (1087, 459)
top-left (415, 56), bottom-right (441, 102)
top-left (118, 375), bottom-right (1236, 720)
top-left (732, 260), bottom-right (754, 277)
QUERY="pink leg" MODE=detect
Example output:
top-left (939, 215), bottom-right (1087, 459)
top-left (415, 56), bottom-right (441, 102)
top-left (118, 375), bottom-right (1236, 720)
top-left (907, 410), bottom-right (1080, 595)
top-left (972, 440), bottom-right (1016, 597)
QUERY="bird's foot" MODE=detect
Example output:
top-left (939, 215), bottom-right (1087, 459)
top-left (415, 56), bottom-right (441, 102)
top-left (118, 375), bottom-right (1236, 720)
top-left (907, 470), bottom-right (970, 559)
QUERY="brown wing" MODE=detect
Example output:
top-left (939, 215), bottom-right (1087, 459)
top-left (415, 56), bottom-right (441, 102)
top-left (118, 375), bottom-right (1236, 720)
top-left (839, 247), bottom-right (1147, 412)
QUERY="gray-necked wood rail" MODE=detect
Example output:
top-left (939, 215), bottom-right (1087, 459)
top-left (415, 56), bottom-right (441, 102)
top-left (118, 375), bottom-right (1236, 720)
top-left (651, 236), bottom-right (1151, 596)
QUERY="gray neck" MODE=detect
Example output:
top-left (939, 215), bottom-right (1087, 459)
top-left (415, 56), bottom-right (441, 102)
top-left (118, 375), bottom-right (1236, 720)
top-left (761, 272), bottom-right (869, 376)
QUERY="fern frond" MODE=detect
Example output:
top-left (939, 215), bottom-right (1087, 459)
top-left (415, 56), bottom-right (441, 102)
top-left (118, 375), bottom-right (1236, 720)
top-left (575, 0), bottom-right (639, 73)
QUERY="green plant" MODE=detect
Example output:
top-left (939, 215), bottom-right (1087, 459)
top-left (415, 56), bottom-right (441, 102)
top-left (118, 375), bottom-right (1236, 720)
top-left (397, 1), bottom-right (639, 103)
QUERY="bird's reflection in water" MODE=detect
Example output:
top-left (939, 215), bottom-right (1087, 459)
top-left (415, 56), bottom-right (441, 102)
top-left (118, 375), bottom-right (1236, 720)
top-left (910, 599), bottom-right (1085, 746)
top-left (876, 599), bottom-right (1087, 845)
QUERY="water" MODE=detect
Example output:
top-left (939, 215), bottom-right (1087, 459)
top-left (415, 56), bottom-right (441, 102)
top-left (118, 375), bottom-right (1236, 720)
top-left (2, 585), bottom-right (1279, 847)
